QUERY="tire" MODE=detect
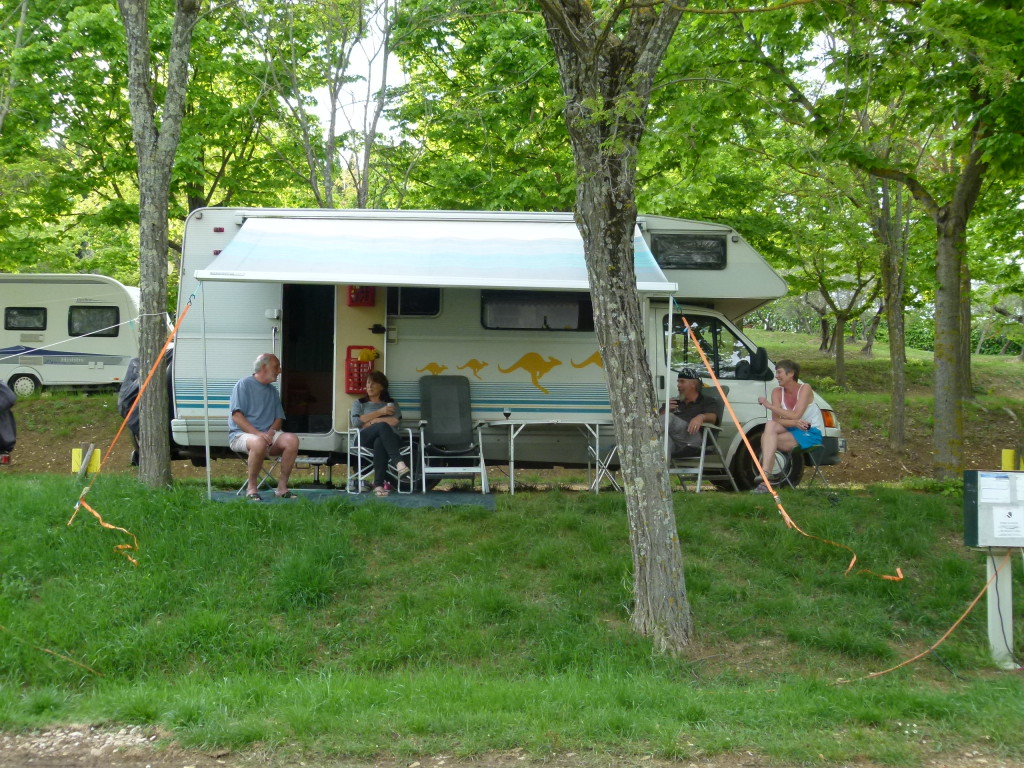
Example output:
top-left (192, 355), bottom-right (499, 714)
top-left (728, 428), bottom-right (805, 490)
top-left (8, 374), bottom-right (39, 397)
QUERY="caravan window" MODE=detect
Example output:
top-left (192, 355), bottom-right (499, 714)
top-left (386, 287), bottom-right (441, 317)
top-left (664, 314), bottom-right (753, 379)
top-left (481, 291), bottom-right (594, 331)
top-left (5, 307), bottom-right (47, 331)
top-left (68, 306), bottom-right (120, 337)
top-left (650, 234), bottom-right (727, 270)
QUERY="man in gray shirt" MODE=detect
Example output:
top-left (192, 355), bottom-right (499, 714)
top-left (229, 353), bottom-right (300, 500)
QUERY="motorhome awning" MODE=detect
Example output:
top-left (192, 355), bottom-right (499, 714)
top-left (194, 216), bottom-right (677, 293)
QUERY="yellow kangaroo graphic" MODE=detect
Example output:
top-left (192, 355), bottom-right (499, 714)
top-left (571, 350), bottom-right (603, 369)
top-left (498, 353), bottom-right (562, 394)
top-left (416, 362), bottom-right (448, 376)
top-left (457, 359), bottom-right (488, 379)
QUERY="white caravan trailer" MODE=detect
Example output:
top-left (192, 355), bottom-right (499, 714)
top-left (0, 273), bottom-right (141, 396)
top-left (172, 208), bottom-right (844, 488)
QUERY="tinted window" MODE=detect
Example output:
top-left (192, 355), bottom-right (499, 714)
top-left (651, 234), bottom-right (727, 270)
top-left (68, 306), bottom-right (120, 337)
top-left (386, 287), bottom-right (441, 316)
top-left (5, 307), bottom-right (47, 331)
top-left (482, 291), bottom-right (594, 331)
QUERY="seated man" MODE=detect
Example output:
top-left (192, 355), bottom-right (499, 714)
top-left (228, 353), bottom-right (300, 500)
top-left (662, 367), bottom-right (718, 457)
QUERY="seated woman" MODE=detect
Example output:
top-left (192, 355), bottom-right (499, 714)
top-left (753, 359), bottom-right (823, 493)
top-left (350, 371), bottom-right (410, 496)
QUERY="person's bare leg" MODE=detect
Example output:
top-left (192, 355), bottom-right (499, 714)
top-left (272, 432), bottom-right (300, 494)
top-left (246, 435), bottom-right (269, 495)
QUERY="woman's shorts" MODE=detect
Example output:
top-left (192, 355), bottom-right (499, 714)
top-left (787, 426), bottom-right (823, 450)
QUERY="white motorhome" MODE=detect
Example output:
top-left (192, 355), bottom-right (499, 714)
top-left (172, 208), bottom-right (844, 488)
top-left (0, 273), bottom-right (141, 396)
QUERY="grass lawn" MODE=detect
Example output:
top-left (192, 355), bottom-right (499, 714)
top-left (1, 472), bottom-right (1022, 765)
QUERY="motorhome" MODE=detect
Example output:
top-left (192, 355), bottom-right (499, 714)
top-left (172, 208), bottom-right (844, 489)
top-left (0, 273), bottom-right (141, 396)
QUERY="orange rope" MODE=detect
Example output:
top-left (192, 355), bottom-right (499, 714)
top-left (67, 288), bottom-right (199, 563)
top-left (837, 550), bottom-right (1018, 683)
top-left (678, 313), bottom-right (902, 583)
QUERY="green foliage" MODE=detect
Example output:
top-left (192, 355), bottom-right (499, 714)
top-left (1, 473), bottom-right (1023, 761)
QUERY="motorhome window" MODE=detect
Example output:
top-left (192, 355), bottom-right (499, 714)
top-left (481, 291), bottom-right (594, 331)
top-left (386, 287), bottom-right (441, 316)
top-left (68, 306), bottom-right (120, 337)
top-left (664, 314), bottom-right (753, 379)
top-left (5, 307), bottom-right (46, 331)
top-left (650, 234), bottom-right (727, 270)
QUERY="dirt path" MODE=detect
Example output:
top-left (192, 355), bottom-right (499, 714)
top-left (3, 725), bottom-right (1024, 768)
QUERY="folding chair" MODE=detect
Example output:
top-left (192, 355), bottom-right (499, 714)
top-left (667, 390), bottom-right (738, 493)
top-left (418, 375), bottom-right (489, 494)
top-left (234, 450), bottom-right (282, 497)
top-left (346, 427), bottom-right (417, 494)
top-left (782, 444), bottom-right (830, 490)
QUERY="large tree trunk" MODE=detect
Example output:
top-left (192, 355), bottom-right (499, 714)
top-left (537, 0), bottom-right (691, 653)
top-left (118, 0), bottom-right (200, 488)
top-left (932, 218), bottom-right (965, 479)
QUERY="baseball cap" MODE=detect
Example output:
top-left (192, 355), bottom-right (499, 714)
top-left (676, 367), bottom-right (700, 380)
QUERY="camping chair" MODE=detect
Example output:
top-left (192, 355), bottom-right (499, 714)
top-left (418, 375), bottom-right (489, 494)
top-left (667, 389), bottom-right (738, 493)
top-left (782, 443), bottom-right (830, 490)
top-left (234, 449), bottom-right (283, 497)
top-left (345, 426), bottom-right (417, 494)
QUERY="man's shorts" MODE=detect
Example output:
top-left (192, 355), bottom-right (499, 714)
top-left (230, 430), bottom-right (286, 454)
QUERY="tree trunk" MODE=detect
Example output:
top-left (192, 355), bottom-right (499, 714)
top-left (537, 0), bottom-right (691, 653)
top-left (118, 0), bottom-right (200, 487)
top-left (932, 218), bottom-right (965, 479)
top-left (860, 302), bottom-right (882, 355)
top-left (832, 315), bottom-right (847, 388)
top-left (819, 317), bottom-right (830, 351)
top-left (959, 262), bottom-right (973, 400)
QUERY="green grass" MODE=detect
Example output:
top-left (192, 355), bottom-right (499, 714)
top-left (1, 475), bottom-right (1022, 764)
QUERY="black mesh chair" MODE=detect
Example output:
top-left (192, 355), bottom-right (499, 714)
top-left (418, 375), bottom-right (489, 493)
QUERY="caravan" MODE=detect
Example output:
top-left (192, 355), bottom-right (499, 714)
top-left (172, 208), bottom-right (844, 488)
top-left (0, 273), bottom-right (141, 396)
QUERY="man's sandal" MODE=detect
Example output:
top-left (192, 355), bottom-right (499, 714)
top-left (246, 492), bottom-right (263, 502)
top-left (374, 485), bottom-right (390, 497)
top-left (275, 490), bottom-right (298, 499)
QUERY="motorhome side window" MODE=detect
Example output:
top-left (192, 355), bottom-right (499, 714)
top-left (650, 234), bottom-right (727, 270)
top-left (481, 291), bottom-right (594, 331)
top-left (5, 307), bottom-right (47, 331)
top-left (68, 306), bottom-right (120, 337)
top-left (386, 287), bottom-right (441, 316)
top-left (665, 314), bottom-right (753, 379)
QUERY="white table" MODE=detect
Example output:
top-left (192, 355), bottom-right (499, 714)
top-left (486, 419), bottom-right (618, 494)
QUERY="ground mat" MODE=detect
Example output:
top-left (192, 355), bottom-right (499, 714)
top-left (207, 487), bottom-right (496, 510)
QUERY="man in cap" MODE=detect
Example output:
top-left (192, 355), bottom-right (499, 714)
top-left (662, 367), bottom-right (718, 456)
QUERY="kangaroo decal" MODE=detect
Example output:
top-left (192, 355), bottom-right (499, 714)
top-left (498, 353), bottom-right (562, 394)
top-left (571, 350), bottom-right (603, 369)
top-left (457, 359), bottom-right (488, 379)
top-left (416, 362), bottom-right (448, 376)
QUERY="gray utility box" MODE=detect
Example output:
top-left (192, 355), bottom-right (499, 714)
top-left (964, 470), bottom-right (1024, 548)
